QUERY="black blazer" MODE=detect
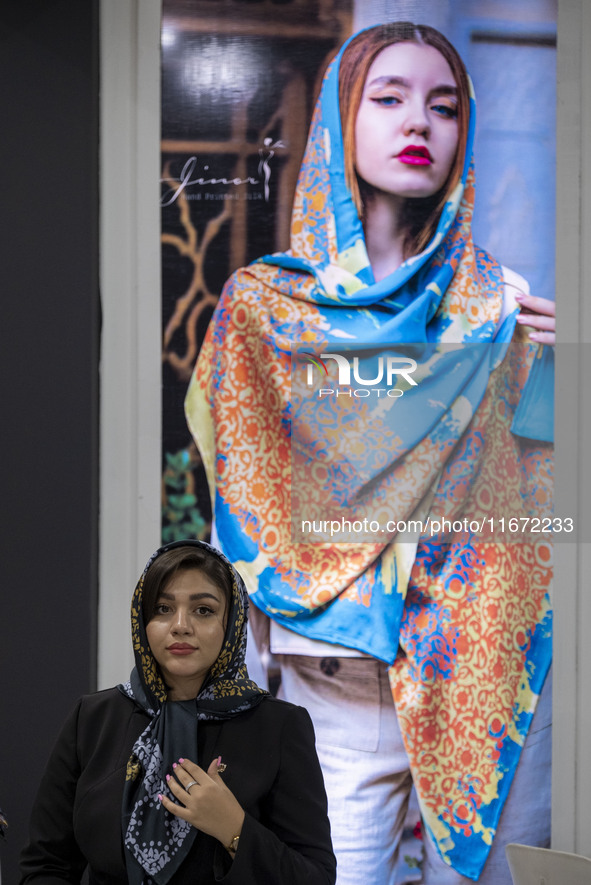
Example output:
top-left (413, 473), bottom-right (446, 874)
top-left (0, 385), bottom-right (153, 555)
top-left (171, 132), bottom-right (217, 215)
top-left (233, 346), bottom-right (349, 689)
top-left (20, 689), bottom-right (336, 885)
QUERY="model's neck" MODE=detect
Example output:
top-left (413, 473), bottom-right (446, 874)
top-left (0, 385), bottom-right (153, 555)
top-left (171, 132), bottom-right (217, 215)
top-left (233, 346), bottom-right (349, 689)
top-left (362, 191), bottom-right (409, 282)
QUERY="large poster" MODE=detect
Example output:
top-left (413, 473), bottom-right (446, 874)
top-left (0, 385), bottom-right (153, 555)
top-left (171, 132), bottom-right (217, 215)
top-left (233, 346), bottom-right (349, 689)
top-left (160, 1), bottom-right (555, 546)
top-left (160, 3), bottom-right (555, 882)
top-left (161, 3), bottom-right (353, 541)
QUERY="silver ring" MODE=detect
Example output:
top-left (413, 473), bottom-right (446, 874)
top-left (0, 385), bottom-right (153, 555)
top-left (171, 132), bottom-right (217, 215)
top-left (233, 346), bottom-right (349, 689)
top-left (185, 780), bottom-right (199, 793)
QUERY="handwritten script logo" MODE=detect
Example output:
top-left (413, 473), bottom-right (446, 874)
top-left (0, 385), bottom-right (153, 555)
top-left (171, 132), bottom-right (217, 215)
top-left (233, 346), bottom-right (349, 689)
top-left (161, 139), bottom-right (285, 207)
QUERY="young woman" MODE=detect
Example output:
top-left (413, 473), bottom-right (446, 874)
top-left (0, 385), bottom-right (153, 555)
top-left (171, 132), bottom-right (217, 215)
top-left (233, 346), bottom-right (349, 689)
top-left (20, 541), bottom-right (336, 884)
top-left (185, 23), bottom-right (554, 884)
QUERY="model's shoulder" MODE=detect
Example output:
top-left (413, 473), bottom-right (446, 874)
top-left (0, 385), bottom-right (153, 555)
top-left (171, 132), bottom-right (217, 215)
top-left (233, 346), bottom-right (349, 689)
top-left (76, 686), bottom-right (141, 719)
top-left (474, 249), bottom-right (530, 296)
top-left (224, 258), bottom-right (287, 291)
top-left (223, 264), bottom-right (257, 288)
top-left (248, 695), bottom-right (313, 726)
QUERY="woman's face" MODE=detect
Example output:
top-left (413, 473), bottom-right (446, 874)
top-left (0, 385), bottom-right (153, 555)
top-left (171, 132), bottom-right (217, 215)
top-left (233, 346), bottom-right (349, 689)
top-left (354, 42), bottom-right (459, 201)
top-left (145, 567), bottom-right (227, 700)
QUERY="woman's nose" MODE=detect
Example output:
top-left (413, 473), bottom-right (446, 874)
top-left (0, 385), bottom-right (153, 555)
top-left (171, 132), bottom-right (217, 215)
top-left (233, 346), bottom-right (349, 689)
top-left (172, 608), bottom-right (192, 633)
top-left (402, 101), bottom-right (430, 137)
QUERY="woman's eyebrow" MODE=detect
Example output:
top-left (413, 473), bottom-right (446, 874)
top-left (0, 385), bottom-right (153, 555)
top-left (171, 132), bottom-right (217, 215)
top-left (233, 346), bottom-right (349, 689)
top-left (367, 75), bottom-right (410, 89)
top-left (158, 591), bottom-right (220, 602)
top-left (429, 85), bottom-right (458, 97)
top-left (367, 76), bottom-right (458, 97)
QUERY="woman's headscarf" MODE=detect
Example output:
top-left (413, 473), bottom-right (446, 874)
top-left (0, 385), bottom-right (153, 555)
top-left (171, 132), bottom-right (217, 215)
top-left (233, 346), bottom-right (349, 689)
top-left (118, 540), bottom-right (267, 885)
top-left (185, 26), bottom-right (553, 880)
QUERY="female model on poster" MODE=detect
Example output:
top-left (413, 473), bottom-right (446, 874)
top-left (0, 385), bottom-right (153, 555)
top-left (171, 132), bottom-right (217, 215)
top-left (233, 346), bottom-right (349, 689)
top-left (20, 541), bottom-right (336, 884)
top-left (185, 22), bottom-right (555, 885)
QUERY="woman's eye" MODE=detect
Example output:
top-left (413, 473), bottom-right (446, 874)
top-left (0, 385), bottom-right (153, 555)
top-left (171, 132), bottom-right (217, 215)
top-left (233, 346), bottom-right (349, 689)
top-left (195, 606), bottom-right (214, 616)
top-left (372, 95), bottom-right (401, 107)
top-left (154, 603), bottom-right (171, 615)
top-left (431, 103), bottom-right (457, 119)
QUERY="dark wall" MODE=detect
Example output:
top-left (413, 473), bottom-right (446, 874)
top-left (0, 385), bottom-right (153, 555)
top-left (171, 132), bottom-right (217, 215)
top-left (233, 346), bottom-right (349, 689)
top-left (0, 1), bottom-right (99, 880)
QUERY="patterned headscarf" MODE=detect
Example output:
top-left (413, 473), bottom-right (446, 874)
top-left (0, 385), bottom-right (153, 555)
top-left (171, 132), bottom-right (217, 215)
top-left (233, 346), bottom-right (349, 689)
top-left (185, 25), bottom-right (553, 880)
top-left (118, 540), bottom-right (267, 885)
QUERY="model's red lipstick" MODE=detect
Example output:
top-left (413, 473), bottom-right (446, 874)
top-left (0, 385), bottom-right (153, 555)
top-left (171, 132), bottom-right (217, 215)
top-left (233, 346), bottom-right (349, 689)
top-left (167, 643), bottom-right (196, 655)
top-left (397, 145), bottom-right (432, 166)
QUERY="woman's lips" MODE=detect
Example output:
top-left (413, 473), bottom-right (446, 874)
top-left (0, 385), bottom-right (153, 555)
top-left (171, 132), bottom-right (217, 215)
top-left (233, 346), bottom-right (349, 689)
top-left (167, 644), bottom-right (197, 655)
top-left (397, 146), bottom-right (432, 166)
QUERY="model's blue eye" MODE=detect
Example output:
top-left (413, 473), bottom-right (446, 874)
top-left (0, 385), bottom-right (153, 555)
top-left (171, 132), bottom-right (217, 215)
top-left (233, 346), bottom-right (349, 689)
top-left (372, 95), bottom-right (401, 107)
top-left (432, 103), bottom-right (458, 119)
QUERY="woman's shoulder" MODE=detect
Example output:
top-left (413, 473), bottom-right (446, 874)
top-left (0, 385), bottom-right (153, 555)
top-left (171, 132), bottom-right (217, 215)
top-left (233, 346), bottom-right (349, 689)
top-left (77, 685), bottom-right (135, 707)
top-left (215, 697), bottom-right (318, 766)
top-left (60, 688), bottom-right (150, 759)
top-left (238, 695), bottom-right (315, 733)
top-left (256, 694), bottom-right (309, 714)
top-left (71, 686), bottom-right (146, 727)
top-left (221, 257), bottom-right (305, 302)
top-left (41, 689), bottom-right (145, 763)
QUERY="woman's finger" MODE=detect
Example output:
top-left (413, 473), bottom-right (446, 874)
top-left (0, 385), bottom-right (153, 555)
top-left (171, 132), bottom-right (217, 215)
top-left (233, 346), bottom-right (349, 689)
top-left (206, 756), bottom-right (225, 778)
top-left (515, 292), bottom-right (555, 317)
top-left (165, 773), bottom-right (189, 803)
top-left (175, 758), bottom-right (210, 783)
top-left (528, 331), bottom-right (555, 345)
top-left (516, 313), bottom-right (555, 331)
top-left (158, 792), bottom-right (190, 821)
top-left (514, 293), bottom-right (556, 344)
top-left (172, 760), bottom-right (201, 791)
top-left (206, 756), bottom-right (230, 790)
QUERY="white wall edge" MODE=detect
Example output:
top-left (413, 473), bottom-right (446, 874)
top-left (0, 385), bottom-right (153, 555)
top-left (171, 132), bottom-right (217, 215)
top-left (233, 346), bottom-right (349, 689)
top-left (98, 0), bottom-right (162, 689)
top-left (553, 0), bottom-right (591, 856)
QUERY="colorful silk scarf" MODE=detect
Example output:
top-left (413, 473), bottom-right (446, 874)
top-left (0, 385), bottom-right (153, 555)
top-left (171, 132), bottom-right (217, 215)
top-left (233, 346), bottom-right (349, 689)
top-left (119, 540), bottom-right (267, 885)
top-left (185, 31), bottom-right (553, 880)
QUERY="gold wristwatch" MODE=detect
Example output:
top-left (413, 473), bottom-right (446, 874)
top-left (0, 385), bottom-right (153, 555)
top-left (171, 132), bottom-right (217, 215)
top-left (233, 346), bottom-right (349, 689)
top-left (227, 834), bottom-right (240, 856)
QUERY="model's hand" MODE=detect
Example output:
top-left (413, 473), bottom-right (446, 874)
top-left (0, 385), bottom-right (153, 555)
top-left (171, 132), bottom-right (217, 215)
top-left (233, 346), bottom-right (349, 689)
top-left (515, 292), bottom-right (555, 345)
top-left (159, 757), bottom-right (245, 851)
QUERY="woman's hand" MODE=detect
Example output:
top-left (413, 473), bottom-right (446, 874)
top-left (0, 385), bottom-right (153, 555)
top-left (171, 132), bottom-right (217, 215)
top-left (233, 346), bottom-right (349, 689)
top-left (159, 757), bottom-right (245, 852)
top-left (515, 292), bottom-right (555, 345)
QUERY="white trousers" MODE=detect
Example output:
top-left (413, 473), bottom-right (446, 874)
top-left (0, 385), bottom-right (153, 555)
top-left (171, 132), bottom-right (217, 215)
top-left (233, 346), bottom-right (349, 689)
top-left (278, 655), bottom-right (551, 885)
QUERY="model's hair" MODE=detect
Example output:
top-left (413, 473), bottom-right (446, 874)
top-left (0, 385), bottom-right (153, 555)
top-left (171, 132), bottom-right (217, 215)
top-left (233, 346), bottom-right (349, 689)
top-left (339, 22), bottom-right (470, 259)
top-left (142, 546), bottom-right (234, 624)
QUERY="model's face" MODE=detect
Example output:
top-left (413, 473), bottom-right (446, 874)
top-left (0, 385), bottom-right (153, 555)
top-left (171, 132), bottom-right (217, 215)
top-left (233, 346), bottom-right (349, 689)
top-left (146, 568), bottom-right (227, 700)
top-left (354, 42), bottom-right (459, 200)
